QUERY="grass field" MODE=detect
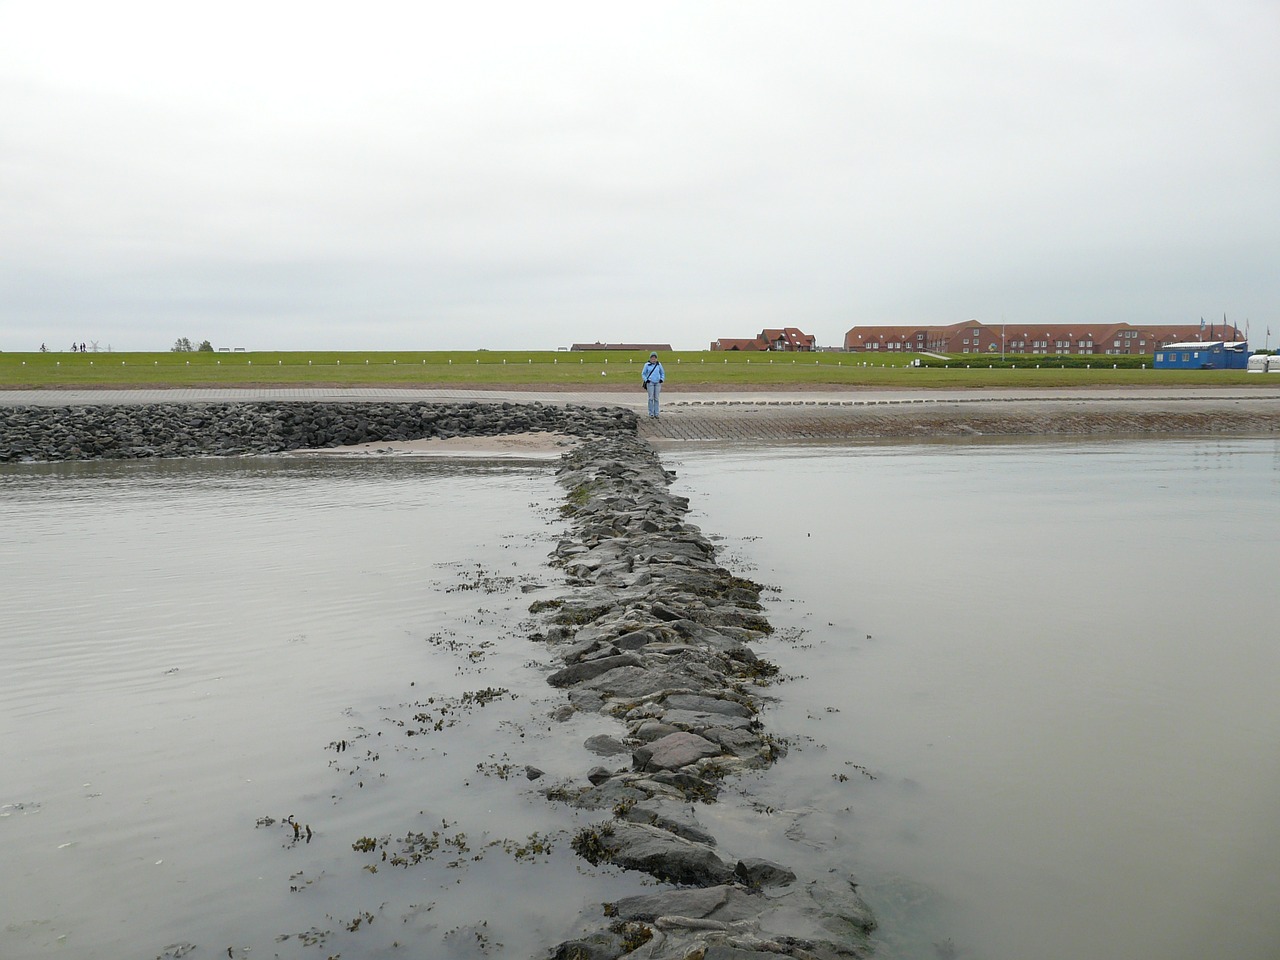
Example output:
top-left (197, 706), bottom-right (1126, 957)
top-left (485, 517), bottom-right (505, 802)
top-left (0, 349), bottom-right (1272, 389)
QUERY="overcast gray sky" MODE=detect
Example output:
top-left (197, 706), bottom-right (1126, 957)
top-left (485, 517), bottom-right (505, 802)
top-left (2, 1), bottom-right (1276, 352)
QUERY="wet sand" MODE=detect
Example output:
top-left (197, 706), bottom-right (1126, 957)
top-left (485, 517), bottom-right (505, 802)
top-left (640, 392), bottom-right (1280, 443)
top-left (5, 386), bottom-right (1279, 445)
top-left (288, 430), bottom-right (582, 459)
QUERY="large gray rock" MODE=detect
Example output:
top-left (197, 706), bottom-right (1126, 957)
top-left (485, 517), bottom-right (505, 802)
top-left (548, 932), bottom-right (629, 960)
top-left (583, 733), bottom-right (629, 757)
top-left (701, 948), bottom-right (800, 960)
top-left (658, 709), bottom-right (754, 734)
top-left (614, 628), bottom-right (662, 650)
top-left (579, 665), bottom-right (702, 700)
top-left (620, 797), bottom-right (717, 846)
top-left (594, 821), bottom-right (734, 886)
top-left (630, 719), bottom-right (680, 742)
top-left (548, 654), bottom-right (644, 688)
top-left (663, 693), bottom-right (754, 717)
top-left (701, 726), bottom-right (776, 764)
top-left (633, 731), bottom-right (722, 772)
top-left (734, 857), bottom-right (796, 889)
top-left (610, 884), bottom-right (760, 923)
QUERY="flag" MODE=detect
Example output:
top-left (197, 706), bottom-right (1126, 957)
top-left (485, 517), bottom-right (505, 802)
top-left (1200, 317), bottom-right (1206, 334)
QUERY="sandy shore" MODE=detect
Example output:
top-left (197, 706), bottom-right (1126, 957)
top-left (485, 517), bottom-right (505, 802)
top-left (4, 386), bottom-right (1278, 453)
top-left (641, 393), bottom-right (1280, 443)
top-left (288, 430), bottom-right (582, 459)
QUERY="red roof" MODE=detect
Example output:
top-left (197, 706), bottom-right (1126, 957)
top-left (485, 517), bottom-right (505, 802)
top-left (570, 342), bottom-right (673, 352)
top-left (761, 328), bottom-right (816, 348)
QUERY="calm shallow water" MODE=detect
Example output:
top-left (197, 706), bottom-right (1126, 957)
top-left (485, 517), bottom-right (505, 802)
top-left (0, 456), bottom-right (646, 960)
top-left (4, 440), bottom-right (1279, 960)
top-left (671, 437), bottom-right (1280, 960)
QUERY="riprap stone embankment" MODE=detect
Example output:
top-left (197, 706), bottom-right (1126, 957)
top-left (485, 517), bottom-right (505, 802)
top-left (0, 400), bottom-right (630, 462)
top-left (534, 433), bottom-right (874, 960)
top-left (0, 398), bottom-right (876, 958)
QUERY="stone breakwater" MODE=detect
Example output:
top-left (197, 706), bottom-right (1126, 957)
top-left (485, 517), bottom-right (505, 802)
top-left (0, 400), bottom-right (631, 462)
top-left (534, 433), bottom-right (875, 960)
top-left (1, 398), bottom-right (875, 957)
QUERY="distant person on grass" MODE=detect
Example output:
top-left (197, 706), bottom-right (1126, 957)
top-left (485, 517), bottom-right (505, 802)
top-left (642, 351), bottom-right (665, 419)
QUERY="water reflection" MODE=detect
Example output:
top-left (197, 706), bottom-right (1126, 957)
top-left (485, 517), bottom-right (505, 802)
top-left (4, 440), bottom-right (1278, 960)
top-left (0, 456), bottom-right (637, 960)
top-left (671, 437), bottom-right (1280, 960)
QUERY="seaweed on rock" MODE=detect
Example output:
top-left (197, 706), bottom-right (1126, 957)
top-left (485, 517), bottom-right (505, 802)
top-left (534, 431), bottom-right (875, 959)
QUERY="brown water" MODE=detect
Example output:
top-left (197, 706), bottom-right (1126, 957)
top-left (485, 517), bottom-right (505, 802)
top-left (3, 441), bottom-right (1278, 960)
top-left (671, 437), bottom-right (1280, 960)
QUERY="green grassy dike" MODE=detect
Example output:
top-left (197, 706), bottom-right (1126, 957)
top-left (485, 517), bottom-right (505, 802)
top-left (0, 349), bottom-right (1269, 389)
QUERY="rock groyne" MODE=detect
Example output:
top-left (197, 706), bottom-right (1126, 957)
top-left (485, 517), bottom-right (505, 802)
top-left (534, 432), bottom-right (874, 960)
top-left (0, 400), bottom-right (632, 462)
top-left (1, 398), bottom-right (875, 957)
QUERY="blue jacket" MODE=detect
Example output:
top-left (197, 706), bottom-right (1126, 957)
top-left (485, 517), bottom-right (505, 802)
top-left (642, 360), bottom-right (665, 385)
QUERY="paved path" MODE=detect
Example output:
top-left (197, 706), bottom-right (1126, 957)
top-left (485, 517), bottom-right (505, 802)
top-left (3, 386), bottom-right (1279, 442)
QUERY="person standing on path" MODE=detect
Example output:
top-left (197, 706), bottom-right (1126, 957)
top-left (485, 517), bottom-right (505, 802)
top-left (641, 351), bottom-right (665, 419)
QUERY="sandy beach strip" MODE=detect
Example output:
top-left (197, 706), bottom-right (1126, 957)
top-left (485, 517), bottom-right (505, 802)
top-left (641, 393), bottom-right (1280, 443)
top-left (3, 385), bottom-right (1278, 449)
top-left (287, 430), bottom-right (582, 459)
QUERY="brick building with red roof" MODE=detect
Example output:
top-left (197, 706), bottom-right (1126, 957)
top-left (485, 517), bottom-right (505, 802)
top-left (844, 320), bottom-right (1243, 355)
top-left (710, 327), bottom-right (816, 352)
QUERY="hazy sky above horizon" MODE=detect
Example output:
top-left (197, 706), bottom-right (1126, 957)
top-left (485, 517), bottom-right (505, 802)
top-left (2, 1), bottom-right (1277, 352)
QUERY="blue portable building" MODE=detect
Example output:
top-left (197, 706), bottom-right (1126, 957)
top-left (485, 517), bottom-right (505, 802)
top-left (1153, 341), bottom-right (1250, 370)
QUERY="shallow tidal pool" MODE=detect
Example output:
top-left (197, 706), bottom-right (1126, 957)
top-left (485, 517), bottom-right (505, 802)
top-left (0, 456), bottom-right (652, 960)
top-left (3, 437), bottom-right (1279, 960)
top-left (670, 436), bottom-right (1280, 960)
